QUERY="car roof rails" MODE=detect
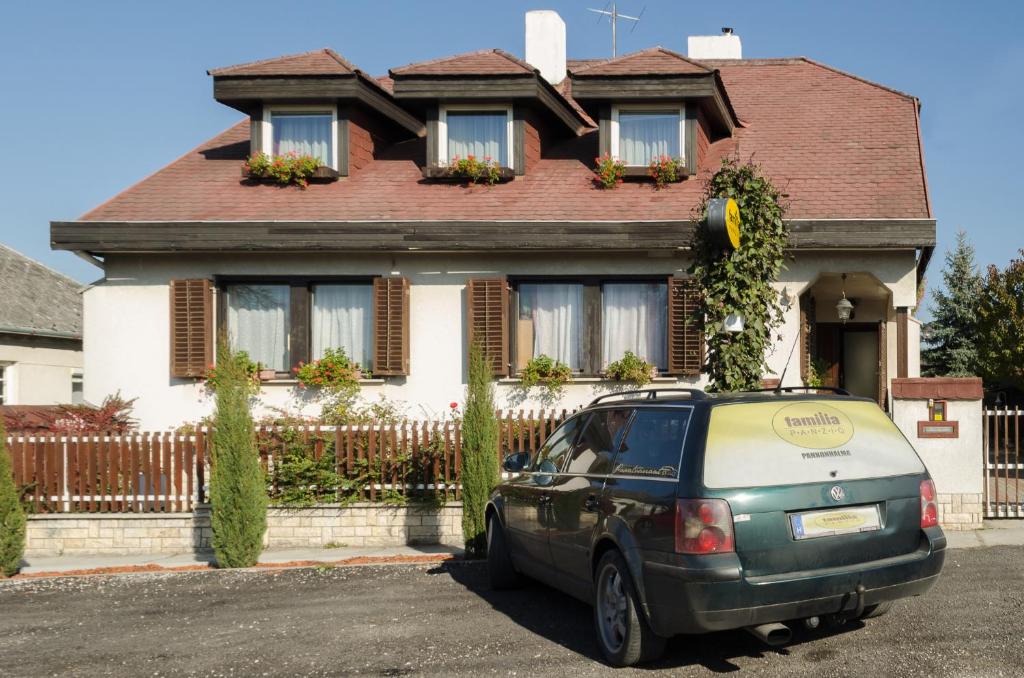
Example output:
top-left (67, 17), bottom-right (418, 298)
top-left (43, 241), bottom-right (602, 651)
top-left (588, 388), bottom-right (708, 407)
top-left (752, 386), bottom-right (852, 396)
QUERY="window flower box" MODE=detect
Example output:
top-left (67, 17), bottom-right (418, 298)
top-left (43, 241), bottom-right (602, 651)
top-left (421, 159), bottom-right (514, 185)
top-left (242, 152), bottom-right (340, 188)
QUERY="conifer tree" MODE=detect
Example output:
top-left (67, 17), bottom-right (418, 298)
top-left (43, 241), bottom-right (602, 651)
top-left (209, 344), bottom-right (267, 568)
top-left (923, 231), bottom-right (983, 377)
top-left (0, 421), bottom-right (26, 577)
top-left (459, 342), bottom-right (499, 558)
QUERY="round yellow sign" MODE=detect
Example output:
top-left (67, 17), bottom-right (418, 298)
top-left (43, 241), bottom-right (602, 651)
top-left (771, 403), bottom-right (855, 450)
top-left (724, 198), bottom-right (741, 249)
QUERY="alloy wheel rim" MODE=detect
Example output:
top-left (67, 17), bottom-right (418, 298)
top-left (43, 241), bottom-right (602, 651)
top-left (597, 564), bottom-right (628, 653)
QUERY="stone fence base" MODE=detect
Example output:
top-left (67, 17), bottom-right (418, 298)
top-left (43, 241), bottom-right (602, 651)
top-left (25, 503), bottom-right (464, 557)
top-left (937, 493), bottom-right (984, 531)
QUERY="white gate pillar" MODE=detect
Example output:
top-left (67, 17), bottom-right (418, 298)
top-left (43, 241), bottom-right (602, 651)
top-left (891, 377), bottom-right (984, 530)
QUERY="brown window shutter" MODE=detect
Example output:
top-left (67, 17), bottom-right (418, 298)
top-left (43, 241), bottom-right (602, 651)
top-left (667, 277), bottom-right (704, 377)
top-left (466, 278), bottom-right (509, 377)
top-left (372, 277), bottom-right (410, 376)
top-left (169, 279), bottom-right (212, 378)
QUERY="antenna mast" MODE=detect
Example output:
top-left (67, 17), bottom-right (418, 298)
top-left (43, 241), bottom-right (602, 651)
top-left (587, 2), bottom-right (644, 57)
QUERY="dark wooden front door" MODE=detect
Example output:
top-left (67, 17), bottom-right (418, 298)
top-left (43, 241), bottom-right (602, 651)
top-left (815, 322), bottom-right (886, 406)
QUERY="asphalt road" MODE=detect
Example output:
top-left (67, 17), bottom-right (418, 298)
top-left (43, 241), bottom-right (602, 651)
top-left (1, 546), bottom-right (1022, 677)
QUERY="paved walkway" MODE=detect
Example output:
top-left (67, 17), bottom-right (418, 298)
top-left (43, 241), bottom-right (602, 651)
top-left (17, 521), bottom-right (1024, 576)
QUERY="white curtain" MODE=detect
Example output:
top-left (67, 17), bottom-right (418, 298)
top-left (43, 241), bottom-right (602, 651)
top-left (446, 111), bottom-right (507, 166)
top-left (227, 285), bottom-right (290, 371)
top-left (619, 112), bottom-right (679, 166)
top-left (602, 283), bottom-right (668, 370)
top-left (273, 113), bottom-right (332, 165)
top-left (313, 285), bottom-right (373, 370)
top-left (520, 284), bottom-right (583, 370)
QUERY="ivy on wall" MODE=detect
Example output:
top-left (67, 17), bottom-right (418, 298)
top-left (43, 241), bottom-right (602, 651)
top-left (689, 157), bottom-right (789, 392)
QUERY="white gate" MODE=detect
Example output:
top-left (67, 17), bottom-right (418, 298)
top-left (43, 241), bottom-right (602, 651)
top-left (984, 409), bottom-right (1023, 518)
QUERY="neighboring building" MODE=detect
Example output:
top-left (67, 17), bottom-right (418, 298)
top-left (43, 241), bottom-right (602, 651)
top-left (0, 244), bottom-right (83, 406)
top-left (51, 12), bottom-right (933, 429)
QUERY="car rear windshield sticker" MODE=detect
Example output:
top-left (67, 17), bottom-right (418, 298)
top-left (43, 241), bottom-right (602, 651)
top-left (703, 400), bottom-right (925, 489)
top-left (612, 463), bottom-right (677, 478)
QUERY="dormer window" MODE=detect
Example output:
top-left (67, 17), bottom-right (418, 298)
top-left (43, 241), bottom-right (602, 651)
top-left (611, 105), bottom-right (685, 167)
top-left (439, 105), bottom-right (513, 169)
top-left (262, 105), bottom-right (339, 169)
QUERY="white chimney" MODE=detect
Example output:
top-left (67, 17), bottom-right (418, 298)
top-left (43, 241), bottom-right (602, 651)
top-left (525, 10), bottom-right (567, 84)
top-left (687, 27), bottom-right (742, 60)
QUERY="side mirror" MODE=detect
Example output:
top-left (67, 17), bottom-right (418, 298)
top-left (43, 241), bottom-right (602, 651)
top-left (502, 452), bottom-right (529, 472)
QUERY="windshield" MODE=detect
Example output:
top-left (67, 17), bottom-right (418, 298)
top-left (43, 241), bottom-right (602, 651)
top-left (703, 399), bottom-right (925, 489)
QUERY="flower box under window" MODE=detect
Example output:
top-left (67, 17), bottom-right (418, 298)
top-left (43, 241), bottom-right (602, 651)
top-left (242, 164), bottom-right (340, 183)
top-left (421, 165), bottom-right (515, 184)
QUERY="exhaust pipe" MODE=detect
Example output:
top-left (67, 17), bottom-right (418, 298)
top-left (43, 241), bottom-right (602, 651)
top-left (745, 622), bottom-right (792, 646)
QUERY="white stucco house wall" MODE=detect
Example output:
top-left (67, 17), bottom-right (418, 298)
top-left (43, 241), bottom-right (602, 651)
top-left (51, 14), bottom-right (933, 430)
top-left (0, 244), bottom-right (83, 406)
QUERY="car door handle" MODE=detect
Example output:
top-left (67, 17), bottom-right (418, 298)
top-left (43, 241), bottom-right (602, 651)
top-left (583, 495), bottom-right (600, 512)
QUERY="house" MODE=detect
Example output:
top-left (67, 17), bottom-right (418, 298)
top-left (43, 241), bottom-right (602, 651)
top-left (51, 11), bottom-right (933, 430)
top-left (0, 244), bottom-right (83, 406)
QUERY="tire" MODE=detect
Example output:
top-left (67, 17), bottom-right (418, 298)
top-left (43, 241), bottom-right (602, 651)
top-left (860, 601), bottom-right (894, 619)
top-left (486, 515), bottom-right (520, 590)
top-left (593, 551), bottom-right (667, 667)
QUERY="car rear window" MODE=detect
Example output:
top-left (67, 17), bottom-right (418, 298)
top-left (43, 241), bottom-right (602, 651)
top-left (703, 399), bottom-right (925, 489)
top-left (612, 409), bottom-right (691, 479)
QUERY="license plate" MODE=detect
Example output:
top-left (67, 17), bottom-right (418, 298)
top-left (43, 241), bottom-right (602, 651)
top-left (790, 505), bottom-right (882, 540)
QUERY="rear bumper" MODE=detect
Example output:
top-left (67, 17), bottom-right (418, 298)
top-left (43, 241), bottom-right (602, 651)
top-left (641, 528), bottom-right (946, 636)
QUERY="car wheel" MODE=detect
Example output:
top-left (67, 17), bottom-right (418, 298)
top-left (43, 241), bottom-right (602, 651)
top-left (486, 515), bottom-right (520, 589)
top-left (593, 550), bottom-right (666, 667)
top-left (860, 601), bottom-right (894, 619)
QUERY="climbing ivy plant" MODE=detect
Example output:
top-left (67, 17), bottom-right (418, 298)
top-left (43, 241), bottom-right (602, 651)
top-left (689, 157), bottom-right (789, 392)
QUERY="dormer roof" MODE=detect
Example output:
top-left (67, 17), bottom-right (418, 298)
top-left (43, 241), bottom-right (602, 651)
top-left (569, 47), bottom-right (713, 76)
top-left (208, 48), bottom-right (359, 77)
top-left (390, 49), bottom-right (536, 77)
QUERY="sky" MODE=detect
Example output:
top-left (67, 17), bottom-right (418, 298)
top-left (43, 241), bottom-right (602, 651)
top-left (0, 0), bottom-right (1021, 316)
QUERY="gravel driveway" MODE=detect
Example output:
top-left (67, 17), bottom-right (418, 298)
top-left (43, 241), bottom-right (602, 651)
top-left (1, 546), bottom-right (1022, 677)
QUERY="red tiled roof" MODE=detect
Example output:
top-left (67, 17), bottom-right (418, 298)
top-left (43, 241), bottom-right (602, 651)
top-left (208, 48), bottom-right (356, 76)
top-left (570, 47), bottom-right (712, 76)
top-left (891, 378), bottom-right (984, 401)
top-left (79, 57), bottom-right (930, 223)
top-left (391, 49), bottom-right (535, 76)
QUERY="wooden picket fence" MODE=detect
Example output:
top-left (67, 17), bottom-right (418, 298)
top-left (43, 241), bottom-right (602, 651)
top-left (5, 409), bottom-right (570, 513)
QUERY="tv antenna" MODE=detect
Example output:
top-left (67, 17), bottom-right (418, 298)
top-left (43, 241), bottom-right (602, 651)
top-left (587, 2), bottom-right (645, 57)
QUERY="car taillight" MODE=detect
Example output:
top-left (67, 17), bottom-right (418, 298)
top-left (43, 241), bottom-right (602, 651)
top-left (675, 498), bottom-right (735, 554)
top-left (920, 479), bottom-right (939, 528)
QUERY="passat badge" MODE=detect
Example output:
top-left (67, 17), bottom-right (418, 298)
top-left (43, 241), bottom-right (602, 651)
top-left (829, 486), bottom-right (846, 502)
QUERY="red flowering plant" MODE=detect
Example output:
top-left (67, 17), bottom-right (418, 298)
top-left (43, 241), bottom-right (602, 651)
top-left (446, 155), bottom-right (503, 185)
top-left (293, 348), bottom-right (364, 396)
top-left (592, 153), bottom-right (625, 189)
top-left (647, 155), bottom-right (685, 189)
top-left (243, 151), bottom-right (320, 188)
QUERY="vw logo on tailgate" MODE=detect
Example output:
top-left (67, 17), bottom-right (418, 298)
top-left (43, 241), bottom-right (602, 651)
top-left (829, 485), bottom-right (846, 502)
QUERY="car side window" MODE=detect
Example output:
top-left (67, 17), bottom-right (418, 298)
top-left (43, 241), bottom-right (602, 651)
top-left (564, 408), bottom-right (634, 475)
top-left (531, 416), bottom-right (583, 474)
top-left (611, 409), bottom-right (691, 479)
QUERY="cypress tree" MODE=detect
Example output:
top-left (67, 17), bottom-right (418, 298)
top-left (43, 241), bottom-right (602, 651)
top-left (923, 231), bottom-right (983, 377)
top-left (459, 342), bottom-right (499, 558)
top-left (209, 344), bottom-right (267, 568)
top-left (0, 421), bottom-right (26, 577)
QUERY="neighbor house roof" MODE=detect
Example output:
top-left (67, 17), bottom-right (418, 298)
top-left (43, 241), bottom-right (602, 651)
top-left (0, 244), bottom-right (82, 339)
top-left (208, 48), bottom-right (359, 76)
top-left (71, 56), bottom-right (931, 225)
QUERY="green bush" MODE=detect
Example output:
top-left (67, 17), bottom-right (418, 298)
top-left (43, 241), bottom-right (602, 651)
top-left (460, 342), bottom-right (500, 558)
top-left (209, 343), bottom-right (267, 568)
top-left (519, 354), bottom-right (572, 399)
top-left (605, 351), bottom-right (656, 386)
top-left (0, 421), bottom-right (26, 577)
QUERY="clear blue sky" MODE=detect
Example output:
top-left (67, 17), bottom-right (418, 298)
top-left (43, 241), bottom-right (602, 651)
top-left (1, 0), bottom-right (1021, 314)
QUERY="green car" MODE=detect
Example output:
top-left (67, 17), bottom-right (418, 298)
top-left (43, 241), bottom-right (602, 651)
top-left (486, 388), bottom-right (945, 666)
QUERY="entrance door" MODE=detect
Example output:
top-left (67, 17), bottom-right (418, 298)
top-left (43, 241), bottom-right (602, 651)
top-left (815, 323), bottom-right (885, 405)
